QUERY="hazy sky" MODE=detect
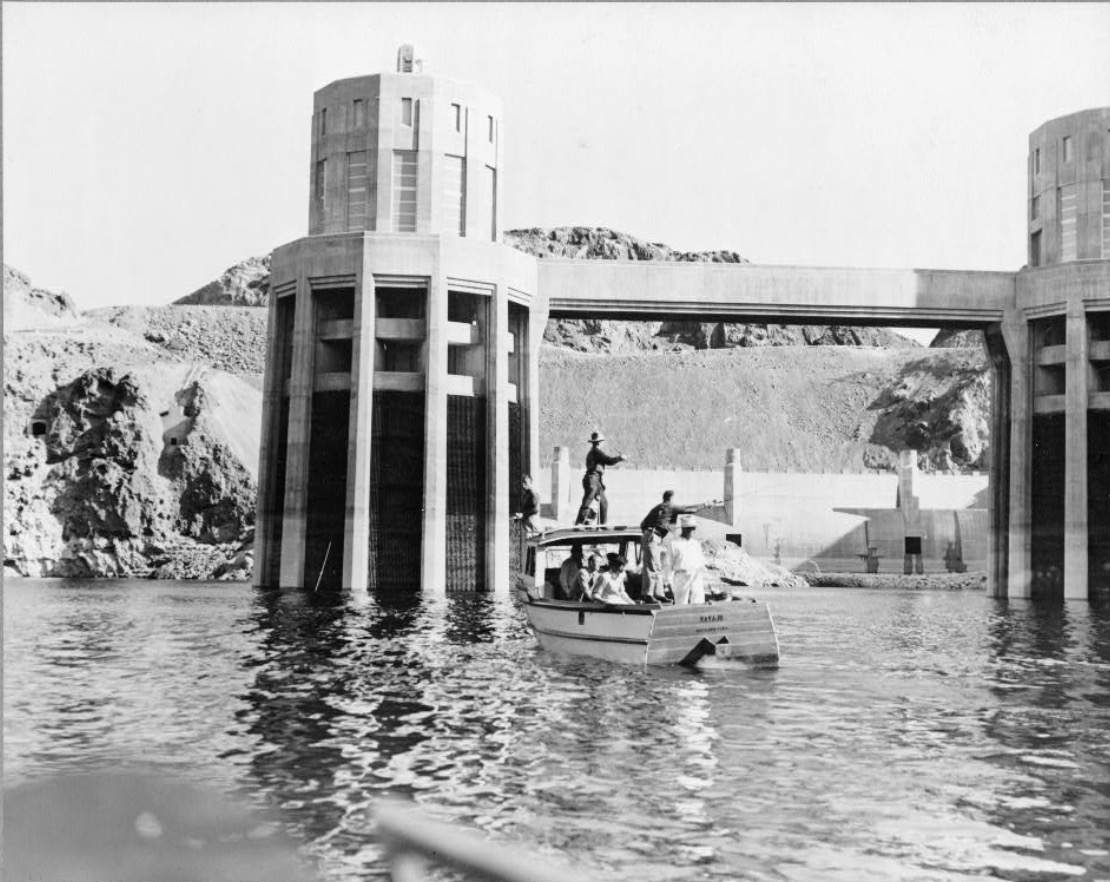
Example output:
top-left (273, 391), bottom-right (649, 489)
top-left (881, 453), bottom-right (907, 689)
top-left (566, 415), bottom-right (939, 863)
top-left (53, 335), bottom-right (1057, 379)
top-left (4, 3), bottom-right (1109, 311)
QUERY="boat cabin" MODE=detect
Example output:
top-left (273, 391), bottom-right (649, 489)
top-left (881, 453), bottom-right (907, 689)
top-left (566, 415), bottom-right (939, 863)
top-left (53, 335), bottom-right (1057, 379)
top-left (517, 525), bottom-right (648, 601)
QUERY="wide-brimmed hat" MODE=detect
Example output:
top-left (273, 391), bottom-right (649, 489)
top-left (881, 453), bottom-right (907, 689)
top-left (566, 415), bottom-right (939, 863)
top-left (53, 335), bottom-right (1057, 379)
top-left (588, 431), bottom-right (606, 443)
top-left (679, 515), bottom-right (698, 531)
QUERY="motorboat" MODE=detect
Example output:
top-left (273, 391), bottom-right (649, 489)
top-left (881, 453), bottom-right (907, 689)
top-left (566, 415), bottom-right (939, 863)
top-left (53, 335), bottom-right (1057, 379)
top-left (515, 525), bottom-right (780, 667)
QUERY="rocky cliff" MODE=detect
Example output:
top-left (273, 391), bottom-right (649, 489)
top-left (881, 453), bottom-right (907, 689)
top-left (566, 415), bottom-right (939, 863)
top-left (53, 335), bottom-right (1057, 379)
top-left (4, 267), bottom-right (260, 578)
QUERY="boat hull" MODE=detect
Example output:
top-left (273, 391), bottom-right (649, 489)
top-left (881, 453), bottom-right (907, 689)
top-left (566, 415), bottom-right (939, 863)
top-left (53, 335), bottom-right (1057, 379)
top-left (522, 598), bottom-right (779, 667)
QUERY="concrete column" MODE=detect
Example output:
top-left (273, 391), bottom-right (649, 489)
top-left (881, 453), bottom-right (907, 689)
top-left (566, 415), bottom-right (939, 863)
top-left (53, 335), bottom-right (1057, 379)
top-left (342, 266), bottom-right (375, 591)
top-left (984, 325), bottom-right (1011, 598)
top-left (279, 279), bottom-right (317, 588)
top-left (486, 283), bottom-right (509, 593)
top-left (723, 448), bottom-right (742, 526)
top-left (252, 290), bottom-right (283, 588)
top-left (1003, 320), bottom-right (1033, 598)
top-left (421, 265), bottom-right (448, 594)
top-left (551, 446), bottom-right (572, 521)
top-left (1064, 304), bottom-right (1089, 598)
top-left (527, 300), bottom-right (546, 487)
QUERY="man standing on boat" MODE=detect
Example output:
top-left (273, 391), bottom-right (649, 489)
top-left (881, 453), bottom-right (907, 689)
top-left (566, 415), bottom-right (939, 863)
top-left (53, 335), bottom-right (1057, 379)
top-left (639, 491), bottom-right (711, 603)
top-left (574, 431), bottom-right (627, 525)
top-left (670, 517), bottom-right (708, 604)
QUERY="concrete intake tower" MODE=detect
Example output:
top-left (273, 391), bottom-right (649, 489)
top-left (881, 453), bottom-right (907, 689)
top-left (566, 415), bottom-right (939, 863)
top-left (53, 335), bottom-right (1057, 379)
top-left (254, 46), bottom-right (541, 593)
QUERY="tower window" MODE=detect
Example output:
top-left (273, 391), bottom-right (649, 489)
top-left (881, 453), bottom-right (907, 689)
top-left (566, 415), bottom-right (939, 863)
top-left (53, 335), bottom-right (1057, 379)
top-left (452, 103), bottom-right (462, 132)
top-left (1034, 148), bottom-right (1041, 175)
top-left (347, 151), bottom-right (368, 231)
top-left (318, 108), bottom-right (327, 138)
top-left (1062, 136), bottom-right (1073, 163)
top-left (315, 159), bottom-right (327, 206)
top-left (353, 99), bottom-right (366, 127)
top-left (1030, 230), bottom-right (1042, 267)
top-left (443, 155), bottom-right (466, 237)
top-left (1059, 184), bottom-right (1077, 262)
top-left (1102, 179), bottom-right (1110, 259)
top-left (1031, 194), bottom-right (1040, 222)
top-left (392, 150), bottom-right (418, 232)
top-left (401, 98), bottom-right (413, 127)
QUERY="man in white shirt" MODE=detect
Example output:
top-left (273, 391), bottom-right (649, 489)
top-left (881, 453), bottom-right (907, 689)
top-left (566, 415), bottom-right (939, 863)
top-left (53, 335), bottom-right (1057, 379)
top-left (670, 516), bottom-right (707, 605)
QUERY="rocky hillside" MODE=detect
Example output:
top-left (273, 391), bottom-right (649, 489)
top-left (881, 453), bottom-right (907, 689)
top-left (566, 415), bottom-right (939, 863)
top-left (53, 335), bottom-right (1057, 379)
top-left (88, 304), bottom-right (268, 381)
top-left (4, 267), bottom-right (260, 578)
top-left (539, 345), bottom-right (989, 473)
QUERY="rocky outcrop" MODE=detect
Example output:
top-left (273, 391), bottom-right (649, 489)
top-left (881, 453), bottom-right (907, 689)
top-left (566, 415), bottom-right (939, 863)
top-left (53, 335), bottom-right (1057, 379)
top-left (930, 328), bottom-right (986, 349)
top-left (4, 267), bottom-right (261, 579)
top-left (5, 364), bottom-right (258, 578)
top-left (174, 255), bottom-right (270, 306)
top-left (505, 226), bottom-right (749, 264)
top-left (867, 351), bottom-right (991, 472)
top-left (3, 264), bottom-right (82, 332)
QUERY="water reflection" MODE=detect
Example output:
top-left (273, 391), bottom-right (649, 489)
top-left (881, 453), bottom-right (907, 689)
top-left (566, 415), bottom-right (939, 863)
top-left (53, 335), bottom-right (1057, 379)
top-left (5, 581), bottom-right (1110, 882)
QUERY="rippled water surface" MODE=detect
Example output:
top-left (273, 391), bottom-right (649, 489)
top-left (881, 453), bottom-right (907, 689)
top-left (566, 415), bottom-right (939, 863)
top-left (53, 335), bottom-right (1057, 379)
top-left (5, 580), bottom-right (1110, 881)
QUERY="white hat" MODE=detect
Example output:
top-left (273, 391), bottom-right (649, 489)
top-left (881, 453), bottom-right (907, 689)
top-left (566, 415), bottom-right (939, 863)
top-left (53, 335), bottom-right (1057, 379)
top-left (679, 515), bottom-right (698, 530)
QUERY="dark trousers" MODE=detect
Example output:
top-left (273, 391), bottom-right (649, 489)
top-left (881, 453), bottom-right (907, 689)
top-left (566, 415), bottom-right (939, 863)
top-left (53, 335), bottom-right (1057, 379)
top-left (575, 473), bottom-right (608, 525)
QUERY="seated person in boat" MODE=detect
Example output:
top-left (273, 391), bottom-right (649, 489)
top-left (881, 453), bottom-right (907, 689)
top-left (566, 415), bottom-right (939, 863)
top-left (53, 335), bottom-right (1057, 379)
top-left (589, 553), bottom-right (636, 605)
top-left (569, 552), bottom-right (601, 601)
top-left (557, 544), bottom-right (585, 600)
top-left (670, 516), bottom-right (707, 605)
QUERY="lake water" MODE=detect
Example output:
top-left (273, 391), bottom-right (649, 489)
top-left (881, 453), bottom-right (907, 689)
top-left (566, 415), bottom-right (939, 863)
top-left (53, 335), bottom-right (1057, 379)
top-left (4, 579), bottom-right (1110, 881)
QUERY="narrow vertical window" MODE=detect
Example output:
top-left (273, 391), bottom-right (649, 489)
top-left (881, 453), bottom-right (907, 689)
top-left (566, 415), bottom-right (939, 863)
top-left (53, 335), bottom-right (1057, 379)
top-left (1030, 230), bottom-right (1042, 267)
top-left (487, 115), bottom-right (494, 142)
top-left (1031, 194), bottom-right (1040, 222)
top-left (1059, 184), bottom-right (1078, 262)
top-left (315, 159), bottom-right (327, 207)
top-left (392, 150), bottom-right (418, 232)
top-left (401, 97), bottom-right (413, 127)
top-left (1034, 148), bottom-right (1041, 175)
top-left (486, 165), bottom-right (497, 241)
top-left (353, 99), bottom-right (366, 127)
top-left (319, 108), bottom-right (327, 138)
top-left (443, 155), bottom-right (466, 236)
top-left (347, 151), bottom-right (368, 231)
top-left (1102, 179), bottom-right (1110, 259)
top-left (1062, 136), bottom-right (1073, 163)
top-left (451, 103), bottom-right (462, 132)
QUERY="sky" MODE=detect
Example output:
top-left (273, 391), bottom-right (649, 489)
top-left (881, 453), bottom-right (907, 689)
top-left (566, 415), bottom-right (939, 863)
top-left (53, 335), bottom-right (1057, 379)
top-left (4, 2), bottom-right (1109, 313)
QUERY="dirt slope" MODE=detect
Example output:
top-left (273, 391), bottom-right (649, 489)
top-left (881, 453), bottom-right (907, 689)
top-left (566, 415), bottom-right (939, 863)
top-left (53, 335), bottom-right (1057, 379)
top-left (540, 345), bottom-right (989, 472)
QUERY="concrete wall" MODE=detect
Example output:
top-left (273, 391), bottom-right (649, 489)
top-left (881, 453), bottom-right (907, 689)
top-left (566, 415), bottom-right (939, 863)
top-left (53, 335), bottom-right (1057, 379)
top-left (536, 464), bottom-right (988, 574)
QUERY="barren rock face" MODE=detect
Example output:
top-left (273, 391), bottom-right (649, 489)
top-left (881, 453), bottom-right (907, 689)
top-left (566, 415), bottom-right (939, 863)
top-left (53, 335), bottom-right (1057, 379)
top-left (174, 255), bottom-right (271, 306)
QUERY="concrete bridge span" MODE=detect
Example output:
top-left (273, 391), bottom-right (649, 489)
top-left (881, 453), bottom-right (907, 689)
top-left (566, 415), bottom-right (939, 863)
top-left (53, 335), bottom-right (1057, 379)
top-left (541, 261), bottom-right (1017, 328)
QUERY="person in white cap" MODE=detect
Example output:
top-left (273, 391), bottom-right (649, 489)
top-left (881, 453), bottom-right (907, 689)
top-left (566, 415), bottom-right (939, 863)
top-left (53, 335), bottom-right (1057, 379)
top-left (574, 431), bottom-right (627, 525)
top-left (670, 516), bottom-right (707, 605)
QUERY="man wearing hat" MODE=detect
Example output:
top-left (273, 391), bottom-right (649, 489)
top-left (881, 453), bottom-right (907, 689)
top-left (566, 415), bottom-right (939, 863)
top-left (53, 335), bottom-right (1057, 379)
top-left (574, 431), bottom-right (627, 525)
top-left (670, 516), bottom-right (708, 605)
top-left (639, 490), bottom-right (712, 603)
